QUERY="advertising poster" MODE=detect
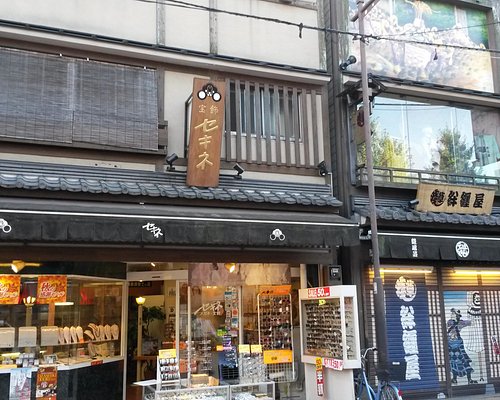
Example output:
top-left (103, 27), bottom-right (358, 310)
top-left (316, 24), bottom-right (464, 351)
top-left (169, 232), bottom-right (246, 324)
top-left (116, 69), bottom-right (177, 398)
top-left (35, 366), bottom-right (57, 400)
top-left (9, 368), bottom-right (31, 400)
top-left (0, 275), bottom-right (21, 305)
top-left (37, 276), bottom-right (67, 304)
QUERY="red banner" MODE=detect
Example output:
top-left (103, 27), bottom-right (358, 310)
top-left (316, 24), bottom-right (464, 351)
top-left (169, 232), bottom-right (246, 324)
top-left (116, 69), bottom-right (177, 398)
top-left (0, 275), bottom-right (21, 305)
top-left (37, 276), bottom-right (67, 304)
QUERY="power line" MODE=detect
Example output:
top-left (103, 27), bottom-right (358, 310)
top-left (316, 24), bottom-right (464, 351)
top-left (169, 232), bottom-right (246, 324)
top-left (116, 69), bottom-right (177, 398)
top-left (135, 0), bottom-right (500, 54)
top-left (134, 0), bottom-right (500, 55)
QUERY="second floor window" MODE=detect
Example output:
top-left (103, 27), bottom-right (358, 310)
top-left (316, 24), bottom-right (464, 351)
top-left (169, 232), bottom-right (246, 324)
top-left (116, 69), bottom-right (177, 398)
top-left (355, 96), bottom-right (500, 179)
top-left (229, 81), bottom-right (302, 140)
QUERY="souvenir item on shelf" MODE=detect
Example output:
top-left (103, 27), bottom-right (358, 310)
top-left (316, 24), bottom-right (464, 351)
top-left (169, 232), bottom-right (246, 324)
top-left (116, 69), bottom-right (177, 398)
top-left (84, 329), bottom-right (94, 341)
top-left (98, 325), bottom-right (105, 341)
top-left (63, 326), bottom-right (71, 344)
top-left (88, 323), bottom-right (98, 340)
top-left (18, 327), bottom-right (37, 347)
top-left (70, 326), bottom-right (78, 343)
top-left (40, 326), bottom-right (59, 346)
top-left (76, 326), bottom-right (84, 342)
top-left (110, 324), bottom-right (119, 340)
top-left (58, 328), bottom-right (65, 344)
top-left (104, 324), bottom-right (111, 340)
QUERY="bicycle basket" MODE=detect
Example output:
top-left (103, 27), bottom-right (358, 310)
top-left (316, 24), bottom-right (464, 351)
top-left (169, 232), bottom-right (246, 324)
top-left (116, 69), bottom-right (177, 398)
top-left (389, 360), bottom-right (406, 382)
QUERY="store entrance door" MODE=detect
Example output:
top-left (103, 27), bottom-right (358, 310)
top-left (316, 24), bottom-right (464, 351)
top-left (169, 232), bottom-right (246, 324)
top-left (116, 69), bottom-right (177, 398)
top-left (125, 269), bottom-right (188, 400)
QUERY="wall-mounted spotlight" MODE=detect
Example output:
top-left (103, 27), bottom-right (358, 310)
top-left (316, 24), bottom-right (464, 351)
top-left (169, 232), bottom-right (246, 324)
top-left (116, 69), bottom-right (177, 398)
top-left (233, 163), bottom-right (244, 179)
top-left (317, 161), bottom-right (328, 177)
top-left (165, 153), bottom-right (179, 171)
top-left (339, 55), bottom-right (357, 71)
top-left (408, 199), bottom-right (419, 209)
top-left (225, 263), bottom-right (237, 273)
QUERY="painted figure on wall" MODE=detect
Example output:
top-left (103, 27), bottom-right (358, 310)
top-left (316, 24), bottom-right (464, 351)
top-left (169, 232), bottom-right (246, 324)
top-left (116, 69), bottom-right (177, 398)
top-left (447, 308), bottom-right (477, 384)
top-left (466, 291), bottom-right (485, 382)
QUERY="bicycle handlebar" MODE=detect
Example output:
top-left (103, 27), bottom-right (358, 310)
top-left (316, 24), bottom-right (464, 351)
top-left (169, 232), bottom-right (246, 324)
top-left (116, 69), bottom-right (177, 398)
top-left (362, 347), bottom-right (377, 359)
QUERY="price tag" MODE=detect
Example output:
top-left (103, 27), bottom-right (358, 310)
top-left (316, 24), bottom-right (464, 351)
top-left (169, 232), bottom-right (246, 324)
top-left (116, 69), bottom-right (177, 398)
top-left (263, 349), bottom-right (293, 364)
top-left (238, 344), bottom-right (250, 354)
top-left (323, 357), bottom-right (344, 371)
top-left (307, 286), bottom-right (331, 299)
top-left (91, 359), bottom-right (103, 366)
top-left (251, 344), bottom-right (263, 354)
top-left (159, 349), bottom-right (176, 359)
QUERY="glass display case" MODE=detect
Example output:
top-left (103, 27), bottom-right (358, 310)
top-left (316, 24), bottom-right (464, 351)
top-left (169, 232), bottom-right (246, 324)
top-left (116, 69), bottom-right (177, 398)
top-left (298, 285), bottom-right (360, 369)
top-left (229, 381), bottom-right (274, 400)
top-left (0, 274), bottom-right (124, 368)
top-left (153, 385), bottom-right (230, 400)
top-left (148, 382), bottom-right (275, 400)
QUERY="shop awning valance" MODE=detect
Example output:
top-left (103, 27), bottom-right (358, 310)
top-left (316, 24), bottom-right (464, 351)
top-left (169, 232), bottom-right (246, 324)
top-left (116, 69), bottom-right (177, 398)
top-left (0, 198), bottom-right (358, 250)
top-left (379, 232), bottom-right (500, 261)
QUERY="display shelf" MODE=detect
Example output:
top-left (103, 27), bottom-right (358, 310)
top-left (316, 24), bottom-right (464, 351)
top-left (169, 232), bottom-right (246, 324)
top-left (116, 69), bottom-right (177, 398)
top-left (257, 286), bottom-right (295, 383)
top-left (299, 285), bottom-right (360, 369)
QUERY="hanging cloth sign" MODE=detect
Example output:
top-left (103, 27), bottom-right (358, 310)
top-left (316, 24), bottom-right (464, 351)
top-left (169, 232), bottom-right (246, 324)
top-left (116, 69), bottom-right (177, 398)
top-left (37, 276), bottom-right (67, 304)
top-left (0, 275), bottom-right (21, 305)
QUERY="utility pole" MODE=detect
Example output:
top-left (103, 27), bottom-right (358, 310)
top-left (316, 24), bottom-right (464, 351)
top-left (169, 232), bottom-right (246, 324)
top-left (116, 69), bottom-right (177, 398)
top-left (351, 0), bottom-right (389, 379)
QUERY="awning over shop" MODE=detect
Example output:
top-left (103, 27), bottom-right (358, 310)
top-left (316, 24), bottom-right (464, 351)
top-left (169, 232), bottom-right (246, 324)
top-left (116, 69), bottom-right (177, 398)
top-left (0, 198), bottom-right (359, 250)
top-left (379, 232), bottom-right (500, 261)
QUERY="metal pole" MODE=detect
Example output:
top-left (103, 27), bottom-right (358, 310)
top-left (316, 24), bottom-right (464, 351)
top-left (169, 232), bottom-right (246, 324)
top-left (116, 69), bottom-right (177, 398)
top-left (353, 0), bottom-right (389, 379)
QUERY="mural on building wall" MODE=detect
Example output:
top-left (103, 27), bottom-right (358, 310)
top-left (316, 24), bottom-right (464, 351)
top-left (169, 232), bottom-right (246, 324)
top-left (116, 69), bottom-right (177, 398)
top-left (348, 0), bottom-right (494, 92)
top-left (443, 291), bottom-right (486, 386)
top-left (385, 274), bottom-right (439, 390)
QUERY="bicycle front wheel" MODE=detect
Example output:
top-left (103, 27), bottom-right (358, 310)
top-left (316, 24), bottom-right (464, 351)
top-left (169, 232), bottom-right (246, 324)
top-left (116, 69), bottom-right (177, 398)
top-left (380, 383), bottom-right (401, 400)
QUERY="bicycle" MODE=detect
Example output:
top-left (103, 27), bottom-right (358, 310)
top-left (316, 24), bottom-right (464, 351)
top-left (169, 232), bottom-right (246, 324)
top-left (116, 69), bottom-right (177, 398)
top-left (354, 347), bottom-right (403, 400)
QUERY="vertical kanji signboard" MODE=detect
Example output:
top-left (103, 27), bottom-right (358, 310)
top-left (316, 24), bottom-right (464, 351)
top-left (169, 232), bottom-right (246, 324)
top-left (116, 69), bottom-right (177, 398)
top-left (186, 78), bottom-right (225, 188)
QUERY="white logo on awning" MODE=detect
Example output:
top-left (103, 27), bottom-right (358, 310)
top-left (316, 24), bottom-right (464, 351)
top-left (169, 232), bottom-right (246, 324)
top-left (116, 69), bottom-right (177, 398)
top-left (455, 241), bottom-right (470, 258)
top-left (0, 218), bottom-right (12, 234)
top-left (142, 222), bottom-right (163, 239)
top-left (270, 228), bottom-right (285, 241)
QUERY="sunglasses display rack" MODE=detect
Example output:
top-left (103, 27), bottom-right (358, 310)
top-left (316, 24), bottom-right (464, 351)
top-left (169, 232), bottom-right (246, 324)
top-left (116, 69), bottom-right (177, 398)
top-left (238, 346), bottom-right (266, 384)
top-left (193, 338), bottom-right (212, 374)
top-left (257, 286), bottom-right (295, 383)
top-left (298, 285), bottom-right (360, 370)
top-left (156, 349), bottom-right (181, 390)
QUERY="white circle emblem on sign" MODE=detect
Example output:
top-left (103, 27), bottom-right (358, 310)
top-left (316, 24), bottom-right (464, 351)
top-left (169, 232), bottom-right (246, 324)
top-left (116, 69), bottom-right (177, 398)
top-left (455, 241), bottom-right (470, 258)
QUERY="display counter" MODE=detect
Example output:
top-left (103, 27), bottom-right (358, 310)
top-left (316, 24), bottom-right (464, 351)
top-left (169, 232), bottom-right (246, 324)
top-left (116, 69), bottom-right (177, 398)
top-left (0, 273), bottom-right (126, 400)
top-left (137, 380), bottom-right (274, 400)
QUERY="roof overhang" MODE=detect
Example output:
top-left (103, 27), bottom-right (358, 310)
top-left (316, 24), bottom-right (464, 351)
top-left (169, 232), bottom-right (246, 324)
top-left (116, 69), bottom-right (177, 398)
top-left (378, 231), bottom-right (500, 261)
top-left (0, 198), bottom-right (359, 261)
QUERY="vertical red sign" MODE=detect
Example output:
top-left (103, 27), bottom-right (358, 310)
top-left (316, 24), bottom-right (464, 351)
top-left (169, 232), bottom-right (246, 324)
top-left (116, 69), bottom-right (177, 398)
top-left (316, 357), bottom-right (324, 396)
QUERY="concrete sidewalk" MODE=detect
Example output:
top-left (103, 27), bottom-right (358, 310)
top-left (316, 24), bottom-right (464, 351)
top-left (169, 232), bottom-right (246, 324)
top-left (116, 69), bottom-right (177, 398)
top-left (419, 395), bottom-right (500, 400)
